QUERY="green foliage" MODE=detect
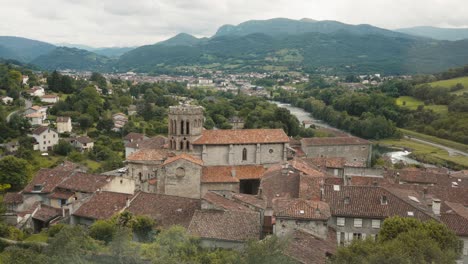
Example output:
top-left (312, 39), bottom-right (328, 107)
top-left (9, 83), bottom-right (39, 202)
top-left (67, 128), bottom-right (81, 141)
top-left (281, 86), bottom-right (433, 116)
top-left (132, 215), bottom-right (156, 242)
top-left (242, 236), bottom-right (296, 264)
top-left (0, 155), bottom-right (32, 190)
top-left (53, 140), bottom-right (74, 156)
top-left (47, 70), bottom-right (76, 94)
top-left (45, 225), bottom-right (98, 263)
top-left (109, 227), bottom-right (142, 264)
top-left (89, 220), bottom-right (117, 244)
top-left (0, 246), bottom-right (49, 264)
top-left (47, 224), bottom-right (66, 237)
top-left (90, 72), bottom-right (107, 90)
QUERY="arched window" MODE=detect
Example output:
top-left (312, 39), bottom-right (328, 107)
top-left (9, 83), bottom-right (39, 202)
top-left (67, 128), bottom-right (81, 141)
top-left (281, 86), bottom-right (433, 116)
top-left (186, 121), bottom-right (190, 134)
top-left (242, 148), bottom-right (247, 161)
top-left (180, 121), bottom-right (184, 135)
top-left (180, 141), bottom-right (184, 150)
top-left (138, 172), bottom-right (142, 181)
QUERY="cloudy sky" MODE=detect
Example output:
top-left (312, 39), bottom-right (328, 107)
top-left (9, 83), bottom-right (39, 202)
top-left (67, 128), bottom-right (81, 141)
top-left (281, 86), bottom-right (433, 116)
top-left (1, 0), bottom-right (467, 47)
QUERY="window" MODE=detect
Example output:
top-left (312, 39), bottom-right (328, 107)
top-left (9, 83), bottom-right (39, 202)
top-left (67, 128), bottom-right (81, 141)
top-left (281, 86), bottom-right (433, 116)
top-left (463, 241), bottom-right (468, 255)
top-left (354, 218), bottom-right (362, 228)
top-left (269, 149), bottom-right (274, 154)
top-left (180, 120), bottom-right (184, 134)
top-left (337, 217), bottom-right (345, 226)
top-left (372, 219), bottom-right (381, 228)
top-left (43, 141), bottom-right (46, 144)
top-left (43, 135), bottom-right (46, 139)
top-left (186, 121), bottom-right (190, 134)
top-left (353, 233), bottom-right (362, 240)
top-left (53, 134), bottom-right (56, 138)
top-left (176, 167), bottom-right (185, 177)
top-left (242, 148), bottom-right (247, 161)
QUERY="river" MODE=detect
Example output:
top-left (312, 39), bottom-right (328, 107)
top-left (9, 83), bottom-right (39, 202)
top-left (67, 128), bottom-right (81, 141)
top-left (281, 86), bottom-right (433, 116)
top-left (273, 101), bottom-right (426, 166)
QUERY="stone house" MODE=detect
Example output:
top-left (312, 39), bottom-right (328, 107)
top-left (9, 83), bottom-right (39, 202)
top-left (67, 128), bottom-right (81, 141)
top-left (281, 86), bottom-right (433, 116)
top-left (56, 116), bottom-right (72, 133)
top-left (31, 126), bottom-right (59, 152)
top-left (301, 136), bottom-right (372, 166)
top-left (40, 94), bottom-right (60, 104)
top-left (70, 136), bottom-right (94, 152)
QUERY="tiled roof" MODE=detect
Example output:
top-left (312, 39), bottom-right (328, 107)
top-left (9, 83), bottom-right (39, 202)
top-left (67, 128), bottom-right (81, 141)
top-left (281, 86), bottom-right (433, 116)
top-left (323, 185), bottom-right (435, 220)
top-left (31, 126), bottom-right (52, 135)
top-left (301, 136), bottom-right (370, 146)
top-left (57, 172), bottom-right (112, 193)
top-left (75, 136), bottom-right (93, 144)
top-left (47, 190), bottom-right (75, 200)
top-left (124, 132), bottom-right (146, 141)
top-left (273, 198), bottom-right (330, 220)
top-left (201, 165), bottom-right (265, 183)
top-left (289, 158), bottom-right (325, 177)
top-left (3, 192), bottom-right (23, 204)
top-left (231, 193), bottom-right (267, 209)
top-left (56, 116), bottom-right (70, 122)
top-left (260, 165), bottom-right (300, 207)
top-left (395, 168), bottom-right (439, 184)
top-left (125, 136), bottom-right (167, 149)
top-left (202, 192), bottom-right (251, 211)
top-left (33, 204), bottom-right (62, 222)
top-left (23, 169), bottom-right (73, 194)
top-left (126, 192), bottom-right (200, 228)
top-left (305, 157), bottom-right (346, 169)
top-left (299, 174), bottom-right (325, 201)
top-left (188, 210), bottom-right (261, 242)
top-left (348, 176), bottom-right (388, 186)
top-left (163, 153), bottom-right (203, 166)
top-left (285, 229), bottom-right (336, 264)
top-left (127, 149), bottom-right (170, 162)
top-left (441, 202), bottom-right (468, 236)
top-left (193, 129), bottom-right (289, 145)
top-left (73, 191), bottom-right (132, 220)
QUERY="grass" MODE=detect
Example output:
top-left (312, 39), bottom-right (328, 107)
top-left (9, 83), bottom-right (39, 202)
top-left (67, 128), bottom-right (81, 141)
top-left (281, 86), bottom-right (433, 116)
top-left (400, 128), bottom-right (468, 153)
top-left (24, 232), bottom-right (49, 243)
top-left (429, 76), bottom-right (468, 95)
top-left (377, 138), bottom-right (468, 169)
top-left (31, 152), bottom-right (63, 172)
top-left (396, 96), bottom-right (448, 114)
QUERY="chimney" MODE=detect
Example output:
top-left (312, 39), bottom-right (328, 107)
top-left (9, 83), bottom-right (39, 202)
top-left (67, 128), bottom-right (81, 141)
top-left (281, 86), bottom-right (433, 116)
top-left (281, 164), bottom-right (289, 175)
top-left (432, 199), bottom-right (441, 215)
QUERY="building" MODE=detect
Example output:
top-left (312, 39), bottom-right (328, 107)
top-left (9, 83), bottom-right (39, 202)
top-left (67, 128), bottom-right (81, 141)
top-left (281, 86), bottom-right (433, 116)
top-left (440, 202), bottom-right (468, 263)
top-left (31, 127), bottom-right (59, 152)
top-left (40, 94), bottom-right (60, 104)
top-left (229, 116), bottom-right (245, 129)
top-left (70, 136), bottom-right (94, 152)
top-left (26, 86), bottom-right (45, 97)
top-left (1, 96), bottom-right (13, 104)
top-left (56, 116), bottom-right (72, 133)
top-left (112, 113), bottom-right (128, 131)
top-left (301, 137), bottom-right (372, 166)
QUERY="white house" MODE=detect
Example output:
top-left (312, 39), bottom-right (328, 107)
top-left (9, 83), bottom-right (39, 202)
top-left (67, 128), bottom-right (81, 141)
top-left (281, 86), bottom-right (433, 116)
top-left (1, 96), bottom-right (13, 105)
top-left (112, 113), bottom-right (128, 132)
top-left (56, 116), bottom-right (72, 133)
top-left (25, 112), bottom-right (46, 126)
top-left (71, 136), bottom-right (94, 152)
top-left (40, 94), bottom-right (60, 104)
top-left (31, 127), bottom-right (59, 152)
top-left (26, 86), bottom-right (45, 97)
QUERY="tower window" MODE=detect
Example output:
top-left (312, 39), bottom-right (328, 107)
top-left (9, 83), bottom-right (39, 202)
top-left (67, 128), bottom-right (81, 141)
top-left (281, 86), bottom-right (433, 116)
top-left (180, 121), bottom-right (184, 135)
top-left (186, 141), bottom-right (190, 150)
top-left (242, 148), bottom-right (247, 161)
top-left (186, 121), bottom-right (190, 134)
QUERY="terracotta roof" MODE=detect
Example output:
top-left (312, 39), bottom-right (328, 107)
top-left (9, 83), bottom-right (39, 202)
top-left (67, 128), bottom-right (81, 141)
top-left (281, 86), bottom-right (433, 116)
top-left (202, 192), bottom-right (251, 211)
top-left (260, 165), bottom-right (301, 207)
top-left (75, 136), bottom-right (93, 144)
top-left (41, 94), bottom-right (58, 98)
top-left (273, 199), bottom-right (331, 220)
top-left (441, 202), bottom-right (468, 236)
top-left (56, 116), bottom-right (70, 122)
top-left (201, 165), bottom-right (266, 183)
top-left (299, 174), bottom-right (325, 201)
top-left (23, 168), bottom-right (73, 194)
top-left (349, 176), bottom-right (388, 186)
top-left (124, 132), bottom-right (146, 141)
top-left (289, 158), bottom-right (325, 177)
top-left (127, 149), bottom-right (170, 162)
top-left (396, 168), bottom-right (439, 184)
top-left (33, 204), bottom-right (62, 222)
top-left (231, 193), bottom-right (267, 209)
top-left (73, 191), bottom-right (132, 220)
top-left (47, 190), bottom-right (75, 200)
top-left (3, 192), bottom-right (23, 204)
top-left (188, 210), bottom-right (261, 242)
top-left (193, 129), bottom-right (289, 145)
top-left (125, 136), bottom-right (167, 149)
top-left (301, 136), bottom-right (370, 146)
top-left (32, 126), bottom-right (52, 135)
top-left (163, 153), bottom-right (203, 166)
top-left (323, 185), bottom-right (435, 220)
top-left (285, 229), bottom-right (336, 264)
top-left (126, 192), bottom-right (200, 228)
top-left (57, 172), bottom-right (112, 193)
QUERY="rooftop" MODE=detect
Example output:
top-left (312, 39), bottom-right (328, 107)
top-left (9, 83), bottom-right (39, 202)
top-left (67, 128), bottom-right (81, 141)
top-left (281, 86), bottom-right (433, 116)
top-left (57, 172), bottom-right (113, 193)
top-left (273, 198), bottom-right (331, 221)
top-left (193, 129), bottom-right (289, 145)
top-left (301, 136), bottom-right (370, 146)
top-left (163, 153), bottom-right (203, 166)
top-left (73, 191), bottom-right (132, 220)
top-left (127, 149), bottom-right (171, 162)
top-left (202, 165), bottom-right (266, 183)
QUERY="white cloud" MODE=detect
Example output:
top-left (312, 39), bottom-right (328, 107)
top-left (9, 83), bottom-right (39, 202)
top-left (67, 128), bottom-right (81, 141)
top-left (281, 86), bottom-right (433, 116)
top-left (0, 0), bottom-right (467, 47)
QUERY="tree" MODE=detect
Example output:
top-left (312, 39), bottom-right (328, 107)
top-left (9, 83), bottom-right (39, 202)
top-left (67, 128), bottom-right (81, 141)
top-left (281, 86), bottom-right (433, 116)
top-left (45, 225), bottom-right (97, 263)
top-left (132, 215), bottom-right (156, 242)
top-left (53, 140), bottom-right (74, 156)
top-left (89, 219), bottom-right (116, 244)
top-left (78, 114), bottom-right (94, 131)
top-left (109, 227), bottom-right (141, 264)
top-left (0, 246), bottom-right (48, 264)
top-left (242, 235), bottom-right (296, 264)
top-left (0, 156), bottom-right (32, 190)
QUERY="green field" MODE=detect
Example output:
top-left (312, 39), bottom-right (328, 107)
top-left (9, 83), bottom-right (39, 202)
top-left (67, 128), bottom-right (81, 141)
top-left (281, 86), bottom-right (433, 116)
top-left (377, 138), bottom-right (468, 169)
top-left (396, 96), bottom-right (448, 114)
top-left (429, 76), bottom-right (468, 95)
top-left (400, 128), bottom-right (468, 153)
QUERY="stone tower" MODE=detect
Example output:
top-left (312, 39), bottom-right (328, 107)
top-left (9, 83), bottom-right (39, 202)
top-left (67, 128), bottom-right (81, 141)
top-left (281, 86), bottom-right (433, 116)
top-left (168, 104), bottom-right (204, 151)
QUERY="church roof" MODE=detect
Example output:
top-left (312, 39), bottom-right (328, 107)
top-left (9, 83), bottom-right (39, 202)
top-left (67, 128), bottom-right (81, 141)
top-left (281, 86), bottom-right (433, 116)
top-left (127, 149), bottom-right (170, 162)
top-left (193, 129), bottom-right (289, 145)
top-left (163, 153), bottom-right (203, 166)
top-left (202, 165), bottom-right (266, 183)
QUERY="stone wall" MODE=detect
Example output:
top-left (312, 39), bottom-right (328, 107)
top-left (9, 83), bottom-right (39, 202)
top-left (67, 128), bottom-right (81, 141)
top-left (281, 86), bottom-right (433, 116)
top-left (329, 216), bottom-right (382, 245)
top-left (302, 143), bottom-right (372, 166)
top-left (200, 143), bottom-right (287, 166)
top-left (160, 159), bottom-right (202, 199)
top-left (274, 218), bottom-right (329, 239)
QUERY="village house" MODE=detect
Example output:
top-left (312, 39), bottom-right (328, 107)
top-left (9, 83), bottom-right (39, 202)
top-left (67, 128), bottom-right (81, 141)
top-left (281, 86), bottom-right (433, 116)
top-left (0, 96), bottom-right (13, 104)
top-left (68, 136), bottom-right (94, 152)
top-left (31, 126), bottom-right (59, 152)
top-left (24, 105), bottom-right (48, 126)
top-left (56, 116), bottom-right (72, 133)
top-left (112, 113), bottom-right (128, 132)
top-left (125, 135), bottom-right (167, 158)
top-left (26, 86), bottom-right (45, 97)
top-left (40, 94), bottom-right (60, 104)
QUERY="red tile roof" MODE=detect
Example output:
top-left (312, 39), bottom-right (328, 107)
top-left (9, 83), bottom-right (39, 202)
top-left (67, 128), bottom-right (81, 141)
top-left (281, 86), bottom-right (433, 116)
top-left (126, 192), bottom-right (200, 228)
top-left (260, 165), bottom-right (301, 207)
top-left (202, 192), bottom-right (251, 211)
top-left (23, 169), bottom-right (73, 194)
top-left (47, 190), bottom-right (75, 200)
top-left (125, 136), bottom-right (167, 149)
top-left (193, 129), bottom-right (289, 145)
top-left (441, 202), bottom-right (468, 236)
top-left (301, 136), bottom-right (370, 146)
top-left (289, 158), bottom-right (325, 177)
top-left (188, 210), bottom-right (261, 242)
top-left (299, 174), bottom-right (325, 201)
top-left (3, 192), bottom-right (23, 204)
top-left (127, 149), bottom-right (170, 162)
top-left (273, 198), bottom-right (331, 221)
top-left (33, 204), bottom-right (62, 222)
top-left (73, 191), bottom-right (132, 220)
top-left (32, 126), bottom-right (54, 135)
top-left (124, 132), bottom-right (146, 141)
top-left (163, 153), bottom-right (203, 166)
top-left (231, 193), bottom-right (267, 209)
top-left (57, 172), bottom-right (112, 193)
top-left (202, 165), bottom-right (265, 183)
top-left (285, 229), bottom-right (337, 264)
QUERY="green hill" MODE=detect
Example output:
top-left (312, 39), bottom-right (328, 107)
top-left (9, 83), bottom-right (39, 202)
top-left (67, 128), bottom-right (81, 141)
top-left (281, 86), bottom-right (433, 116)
top-left (396, 26), bottom-right (468, 41)
top-left (428, 76), bottom-right (468, 95)
top-left (31, 47), bottom-right (112, 71)
top-left (0, 36), bottom-right (56, 62)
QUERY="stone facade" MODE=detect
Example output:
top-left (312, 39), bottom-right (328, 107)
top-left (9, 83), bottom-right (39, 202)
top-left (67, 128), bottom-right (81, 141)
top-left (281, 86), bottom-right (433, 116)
top-left (157, 158), bottom-right (202, 199)
top-left (275, 218), bottom-right (329, 239)
top-left (168, 105), bottom-right (204, 151)
top-left (329, 216), bottom-right (382, 245)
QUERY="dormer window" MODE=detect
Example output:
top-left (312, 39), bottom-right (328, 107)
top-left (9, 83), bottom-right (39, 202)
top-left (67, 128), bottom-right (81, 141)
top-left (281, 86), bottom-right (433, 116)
top-left (381, 195), bottom-right (388, 205)
top-left (33, 184), bottom-right (43, 192)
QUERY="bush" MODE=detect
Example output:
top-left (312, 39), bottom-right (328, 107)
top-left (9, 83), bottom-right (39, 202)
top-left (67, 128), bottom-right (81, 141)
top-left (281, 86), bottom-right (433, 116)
top-left (89, 220), bottom-right (116, 244)
top-left (48, 224), bottom-right (66, 237)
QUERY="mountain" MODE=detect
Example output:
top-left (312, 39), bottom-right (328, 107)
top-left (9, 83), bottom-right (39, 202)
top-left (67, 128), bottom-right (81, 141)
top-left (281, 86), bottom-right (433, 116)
top-left (214, 18), bottom-right (413, 39)
top-left (31, 47), bottom-right (112, 71)
top-left (92, 47), bottom-right (135, 57)
top-left (157, 33), bottom-right (206, 46)
top-left (0, 36), bottom-right (56, 62)
top-left (396, 26), bottom-right (468, 41)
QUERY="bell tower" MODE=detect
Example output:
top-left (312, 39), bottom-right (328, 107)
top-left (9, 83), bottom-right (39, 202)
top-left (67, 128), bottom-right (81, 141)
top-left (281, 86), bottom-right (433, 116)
top-left (168, 104), bottom-right (204, 151)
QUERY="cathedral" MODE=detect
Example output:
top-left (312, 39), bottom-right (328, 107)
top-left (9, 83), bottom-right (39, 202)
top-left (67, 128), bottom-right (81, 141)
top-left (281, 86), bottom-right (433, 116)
top-left (125, 104), bottom-right (291, 199)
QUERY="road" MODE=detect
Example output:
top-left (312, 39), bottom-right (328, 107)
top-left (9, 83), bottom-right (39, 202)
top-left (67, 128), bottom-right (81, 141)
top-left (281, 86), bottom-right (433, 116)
top-left (404, 136), bottom-right (468, 157)
top-left (6, 99), bottom-right (32, 122)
